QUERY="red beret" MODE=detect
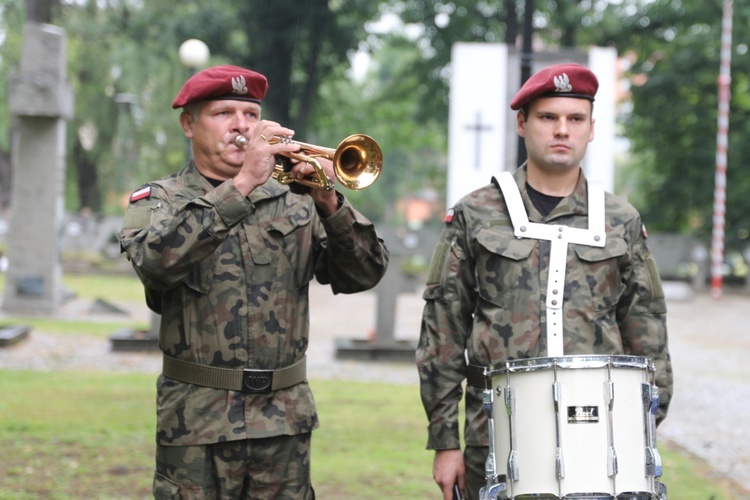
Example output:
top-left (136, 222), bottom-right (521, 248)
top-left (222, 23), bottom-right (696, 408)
top-left (510, 63), bottom-right (598, 111)
top-left (172, 65), bottom-right (269, 109)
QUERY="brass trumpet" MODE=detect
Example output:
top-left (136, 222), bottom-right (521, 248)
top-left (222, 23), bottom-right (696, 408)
top-left (234, 133), bottom-right (382, 191)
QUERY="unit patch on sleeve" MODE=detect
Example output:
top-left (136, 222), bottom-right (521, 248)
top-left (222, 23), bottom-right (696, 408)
top-left (130, 186), bottom-right (151, 203)
top-left (444, 208), bottom-right (455, 224)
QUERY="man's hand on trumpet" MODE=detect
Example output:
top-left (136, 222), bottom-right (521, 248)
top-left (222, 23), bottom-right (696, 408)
top-left (234, 120), bottom-right (339, 217)
top-left (125, 64), bottom-right (389, 499)
top-left (285, 155), bottom-right (339, 217)
top-left (233, 120), bottom-right (297, 196)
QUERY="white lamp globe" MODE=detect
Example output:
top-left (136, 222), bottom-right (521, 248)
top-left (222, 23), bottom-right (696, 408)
top-left (179, 39), bottom-right (210, 69)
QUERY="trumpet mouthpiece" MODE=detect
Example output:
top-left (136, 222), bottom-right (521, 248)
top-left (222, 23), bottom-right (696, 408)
top-left (234, 136), bottom-right (249, 147)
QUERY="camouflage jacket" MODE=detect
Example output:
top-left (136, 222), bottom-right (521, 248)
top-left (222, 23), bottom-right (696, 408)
top-left (120, 162), bottom-right (388, 446)
top-left (416, 166), bottom-right (672, 450)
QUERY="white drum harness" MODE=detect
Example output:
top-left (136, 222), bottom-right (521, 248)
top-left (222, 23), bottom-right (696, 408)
top-left (496, 171), bottom-right (606, 357)
top-left (479, 174), bottom-right (666, 500)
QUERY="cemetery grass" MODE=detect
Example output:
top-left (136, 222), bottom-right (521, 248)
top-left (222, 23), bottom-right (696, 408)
top-left (0, 272), bottom-right (745, 498)
top-left (62, 272), bottom-right (148, 303)
top-left (0, 372), bottom-right (743, 500)
top-left (0, 272), bottom-right (148, 305)
top-left (0, 273), bottom-right (151, 337)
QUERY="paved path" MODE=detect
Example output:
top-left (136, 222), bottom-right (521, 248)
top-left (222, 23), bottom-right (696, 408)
top-left (0, 281), bottom-right (748, 495)
top-left (656, 285), bottom-right (750, 495)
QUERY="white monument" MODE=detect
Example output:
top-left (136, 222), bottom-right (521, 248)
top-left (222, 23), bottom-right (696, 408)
top-left (447, 43), bottom-right (509, 211)
top-left (447, 43), bottom-right (617, 209)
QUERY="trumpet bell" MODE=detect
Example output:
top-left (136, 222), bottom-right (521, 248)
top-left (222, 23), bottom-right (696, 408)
top-left (334, 134), bottom-right (383, 191)
top-left (233, 132), bottom-right (382, 191)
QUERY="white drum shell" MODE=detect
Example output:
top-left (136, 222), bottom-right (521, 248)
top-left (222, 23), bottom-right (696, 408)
top-left (488, 355), bottom-right (656, 498)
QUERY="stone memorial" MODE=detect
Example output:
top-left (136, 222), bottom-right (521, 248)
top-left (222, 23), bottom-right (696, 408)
top-left (335, 227), bottom-right (439, 361)
top-left (2, 22), bottom-right (73, 314)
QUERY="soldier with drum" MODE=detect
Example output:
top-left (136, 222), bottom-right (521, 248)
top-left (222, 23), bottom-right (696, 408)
top-left (416, 63), bottom-right (673, 500)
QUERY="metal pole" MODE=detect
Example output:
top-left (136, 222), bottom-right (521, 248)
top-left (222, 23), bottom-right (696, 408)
top-left (516, 0), bottom-right (535, 167)
top-left (184, 67), bottom-right (196, 163)
top-left (710, 0), bottom-right (733, 299)
top-left (178, 39), bottom-right (210, 163)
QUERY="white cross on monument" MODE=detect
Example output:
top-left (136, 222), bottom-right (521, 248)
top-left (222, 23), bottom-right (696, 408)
top-left (447, 43), bottom-right (508, 208)
top-left (465, 111), bottom-right (494, 170)
top-left (446, 43), bottom-right (617, 210)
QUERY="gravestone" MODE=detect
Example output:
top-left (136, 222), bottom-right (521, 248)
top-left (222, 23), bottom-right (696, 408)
top-left (335, 227), bottom-right (440, 361)
top-left (647, 233), bottom-right (709, 291)
top-left (110, 311), bottom-right (160, 352)
top-left (0, 325), bottom-right (31, 347)
top-left (2, 23), bottom-right (73, 314)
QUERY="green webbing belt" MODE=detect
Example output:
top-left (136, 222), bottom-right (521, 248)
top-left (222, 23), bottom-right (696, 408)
top-left (162, 355), bottom-right (307, 394)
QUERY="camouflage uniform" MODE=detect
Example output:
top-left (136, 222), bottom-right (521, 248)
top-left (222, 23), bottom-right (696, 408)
top-left (416, 166), bottom-right (672, 494)
top-left (120, 161), bottom-right (388, 495)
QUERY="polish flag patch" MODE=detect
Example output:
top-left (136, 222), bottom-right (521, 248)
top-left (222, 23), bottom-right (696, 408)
top-left (444, 208), bottom-right (455, 224)
top-left (130, 186), bottom-right (151, 203)
top-left (641, 223), bottom-right (649, 239)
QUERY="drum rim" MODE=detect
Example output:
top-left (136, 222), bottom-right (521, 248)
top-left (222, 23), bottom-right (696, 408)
top-left (485, 354), bottom-right (652, 376)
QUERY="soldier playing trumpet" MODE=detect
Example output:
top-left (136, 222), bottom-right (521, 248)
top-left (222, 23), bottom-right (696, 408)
top-left (120, 64), bottom-right (389, 499)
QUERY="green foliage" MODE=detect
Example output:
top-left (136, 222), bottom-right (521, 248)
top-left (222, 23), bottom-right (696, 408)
top-left (233, 1), bottom-right (382, 134)
top-left (370, 1), bottom-right (750, 250)
top-left (310, 36), bottom-right (447, 222)
top-left (0, 0), bottom-right (25, 153)
top-left (0, 0), bottom-right (391, 216)
top-left (388, 0), bottom-right (516, 123)
top-left (621, 0), bottom-right (750, 251)
top-left (1, 0), bottom-right (749, 248)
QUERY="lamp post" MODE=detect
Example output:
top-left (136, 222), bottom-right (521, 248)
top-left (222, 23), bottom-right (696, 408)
top-left (516, 0), bottom-right (535, 167)
top-left (178, 38), bottom-right (210, 161)
top-left (114, 92), bottom-right (138, 194)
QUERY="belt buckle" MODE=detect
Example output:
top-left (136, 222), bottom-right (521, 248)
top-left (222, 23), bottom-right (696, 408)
top-left (242, 369), bottom-right (273, 393)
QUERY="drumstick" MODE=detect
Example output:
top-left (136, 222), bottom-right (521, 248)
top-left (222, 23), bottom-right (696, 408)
top-left (453, 482), bottom-right (462, 500)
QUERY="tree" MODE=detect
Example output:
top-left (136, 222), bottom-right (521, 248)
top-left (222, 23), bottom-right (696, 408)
top-left (110, 0), bottom-right (386, 139)
top-left (312, 34), bottom-right (449, 222)
top-left (4, 0), bottom-right (747, 250)
top-left (622, 0), bottom-right (750, 252)
top-left (0, 0), bottom-right (393, 214)
top-left (374, 0), bottom-right (750, 250)
top-left (379, 0), bottom-right (617, 123)
top-left (0, 0), bottom-right (25, 210)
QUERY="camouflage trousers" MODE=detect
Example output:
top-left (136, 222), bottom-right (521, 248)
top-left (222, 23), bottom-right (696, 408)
top-left (463, 446), bottom-right (488, 500)
top-left (153, 433), bottom-right (314, 499)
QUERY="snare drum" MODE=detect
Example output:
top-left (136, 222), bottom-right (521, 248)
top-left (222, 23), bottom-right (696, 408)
top-left (484, 355), bottom-right (662, 499)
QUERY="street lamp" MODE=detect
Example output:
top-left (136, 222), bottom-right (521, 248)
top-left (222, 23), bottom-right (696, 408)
top-left (179, 39), bottom-right (210, 72)
top-left (516, 0), bottom-right (535, 167)
top-left (178, 39), bottom-right (210, 161)
top-left (114, 92), bottom-right (139, 193)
